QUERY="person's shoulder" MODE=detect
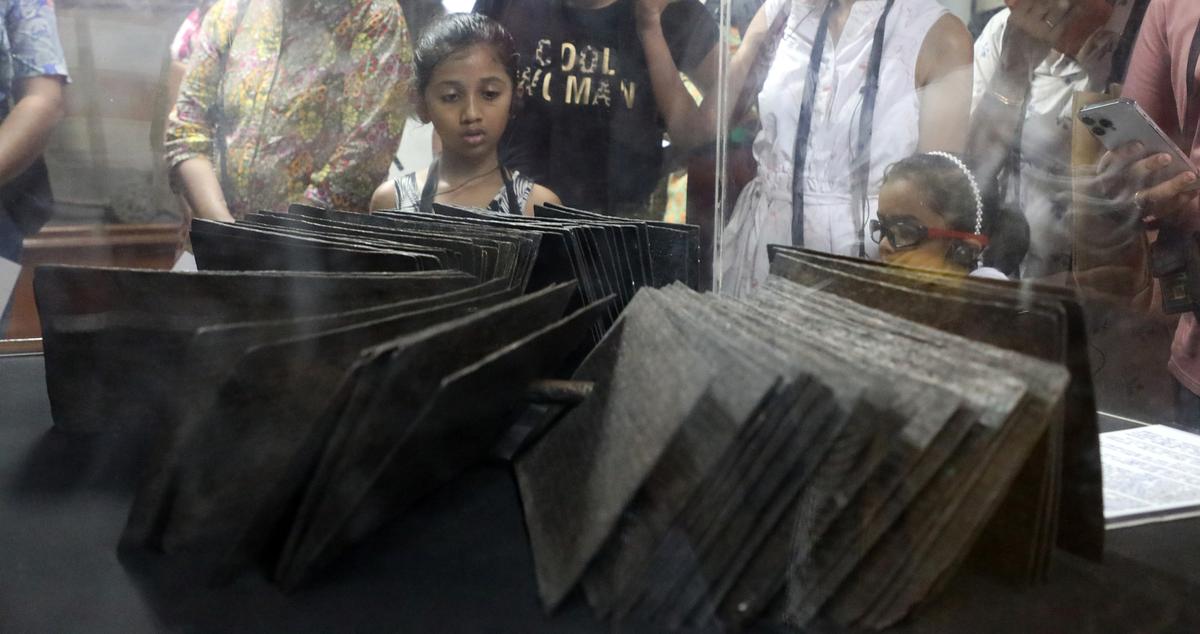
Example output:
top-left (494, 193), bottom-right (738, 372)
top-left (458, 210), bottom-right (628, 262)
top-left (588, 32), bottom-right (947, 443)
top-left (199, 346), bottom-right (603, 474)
top-left (927, 11), bottom-right (971, 42)
top-left (915, 10), bottom-right (971, 85)
top-left (370, 178), bottom-right (398, 211)
top-left (921, 10), bottom-right (972, 57)
top-left (978, 8), bottom-right (1011, 43)
top-left (1152, 0), bottom-right (1196, 32)
top-left (523, 182), bottom-right (561, 215)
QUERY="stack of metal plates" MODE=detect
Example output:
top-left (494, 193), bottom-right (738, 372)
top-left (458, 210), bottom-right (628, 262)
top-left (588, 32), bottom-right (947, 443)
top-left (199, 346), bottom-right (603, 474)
top-left (515, 252), bottom-right (1090, 630)
top-left (37, 200), bottom-right (690, 590)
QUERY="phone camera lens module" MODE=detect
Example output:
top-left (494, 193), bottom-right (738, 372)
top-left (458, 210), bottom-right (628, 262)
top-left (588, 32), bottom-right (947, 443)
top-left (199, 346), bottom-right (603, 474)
top-left (1100, 119), bottom-right (1114, 128)
top-left (1092, 126), bottom-right (1106, 136)
top-left (1081, 116), bottom-right (1096, 126)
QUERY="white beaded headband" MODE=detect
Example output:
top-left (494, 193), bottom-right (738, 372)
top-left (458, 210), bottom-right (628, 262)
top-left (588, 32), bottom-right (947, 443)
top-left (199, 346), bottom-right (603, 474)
top-left (924, 151), bottom-right (983, 237)
top-left (925, 151), bottom-right (985, 267)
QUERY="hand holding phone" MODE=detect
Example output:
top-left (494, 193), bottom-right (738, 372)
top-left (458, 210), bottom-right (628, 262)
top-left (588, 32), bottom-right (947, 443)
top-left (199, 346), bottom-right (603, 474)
top-left (1080, 98), bottom-right (1200, 191)
top-left (1082, 98), bottom-right (1200, 226)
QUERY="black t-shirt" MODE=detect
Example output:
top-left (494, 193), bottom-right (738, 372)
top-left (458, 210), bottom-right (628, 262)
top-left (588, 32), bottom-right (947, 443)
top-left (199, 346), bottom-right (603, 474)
top-left (474, 0), bottom-right (718, 216)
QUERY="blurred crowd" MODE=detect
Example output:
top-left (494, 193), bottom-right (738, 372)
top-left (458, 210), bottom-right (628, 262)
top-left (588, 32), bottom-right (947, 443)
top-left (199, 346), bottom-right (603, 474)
top-left (6, 0), bottom-right (1200, 425)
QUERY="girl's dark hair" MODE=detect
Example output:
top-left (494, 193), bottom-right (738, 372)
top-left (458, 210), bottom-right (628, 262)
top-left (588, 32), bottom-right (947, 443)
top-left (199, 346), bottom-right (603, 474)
top-left (980, 201), bottom-right (1030, 276)
top-left (883, 153), bottom-right (1029, 275)
top-left (882, 153), bottom-right (979, 234)
top-left (413, 13), bottom-right (519, 97)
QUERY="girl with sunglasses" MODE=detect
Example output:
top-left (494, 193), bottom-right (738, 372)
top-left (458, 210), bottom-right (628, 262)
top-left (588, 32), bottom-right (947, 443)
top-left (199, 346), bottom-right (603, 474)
top-left (871, 152), bottom-right (1028, 279)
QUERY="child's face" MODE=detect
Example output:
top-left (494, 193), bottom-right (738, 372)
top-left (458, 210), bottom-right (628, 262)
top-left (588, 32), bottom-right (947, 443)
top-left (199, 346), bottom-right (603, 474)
top-left (421, 44), bottom-right (514, 163)
top-left (875, 177), bottom-right (954, 269)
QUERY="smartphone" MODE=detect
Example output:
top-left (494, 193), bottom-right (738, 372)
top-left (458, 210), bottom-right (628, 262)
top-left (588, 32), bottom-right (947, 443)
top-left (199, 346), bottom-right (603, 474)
top-left (1005, 0), bottom-right (1113, 57)
top-left (1078, 98), bottom-right (1200, 191)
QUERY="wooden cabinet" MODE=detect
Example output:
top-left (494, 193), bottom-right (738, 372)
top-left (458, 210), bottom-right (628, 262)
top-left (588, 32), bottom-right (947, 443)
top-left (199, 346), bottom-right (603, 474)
top-left (1, 223), bottom-right (179, 349)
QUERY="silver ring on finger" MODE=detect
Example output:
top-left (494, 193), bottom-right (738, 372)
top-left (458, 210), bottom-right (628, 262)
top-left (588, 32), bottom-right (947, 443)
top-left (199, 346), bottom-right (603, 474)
top-left (1132, 191), bottom-right (1147, 215)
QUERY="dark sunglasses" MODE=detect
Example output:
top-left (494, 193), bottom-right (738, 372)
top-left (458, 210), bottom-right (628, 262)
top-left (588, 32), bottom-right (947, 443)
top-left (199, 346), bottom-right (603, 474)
top-left (869, 217), bottom-right (988, 250)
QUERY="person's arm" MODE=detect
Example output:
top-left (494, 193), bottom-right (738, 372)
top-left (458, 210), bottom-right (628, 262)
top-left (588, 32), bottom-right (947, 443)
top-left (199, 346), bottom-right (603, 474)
top-left (635, 0), bottom-right (718, 151)
top-left (0, 0), bottom-right (69, 185)
top-left (522, 183), bottom-right (560, 217)
top-left (165, 0), bottom-right (236, 222)
top-left (370, 179), bottom-right (396, 212)
top-left (176, 156), bottom-right (234, 222)
top-left (915, 14), bottom-right (974, 152)
top-left (0, 76), bottom-right (64, 186)
top-left (636, 1), bottom-right (772, 150)
top-left (303, 7), bottom-right (412, 212)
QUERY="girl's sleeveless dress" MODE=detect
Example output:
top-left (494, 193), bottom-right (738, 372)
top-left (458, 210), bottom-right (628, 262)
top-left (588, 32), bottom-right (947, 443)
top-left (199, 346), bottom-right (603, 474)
top-left (391, 169), bottom-right (536, 214)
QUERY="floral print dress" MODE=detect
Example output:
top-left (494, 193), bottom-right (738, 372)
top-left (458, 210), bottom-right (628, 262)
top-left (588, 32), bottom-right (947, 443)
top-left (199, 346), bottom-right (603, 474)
top-left (165, 0), bottom-right (413, 217)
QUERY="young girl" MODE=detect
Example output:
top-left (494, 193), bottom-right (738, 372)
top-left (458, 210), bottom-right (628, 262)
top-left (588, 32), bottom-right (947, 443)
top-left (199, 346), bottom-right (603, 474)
top-left (370, 13), bottom-right (559, 215)
top-left (870, 152), bottom-right (1028, 279)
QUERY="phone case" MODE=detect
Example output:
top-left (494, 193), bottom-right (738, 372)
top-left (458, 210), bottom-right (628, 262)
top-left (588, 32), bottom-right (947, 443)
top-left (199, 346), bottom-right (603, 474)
top-left (1078, 98), bottom-right (1200, 190)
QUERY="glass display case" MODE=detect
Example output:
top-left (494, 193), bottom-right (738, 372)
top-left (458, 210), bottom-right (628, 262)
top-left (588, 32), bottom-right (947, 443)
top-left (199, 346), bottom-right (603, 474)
top-left (2, 1), bottom-right (1199, 631)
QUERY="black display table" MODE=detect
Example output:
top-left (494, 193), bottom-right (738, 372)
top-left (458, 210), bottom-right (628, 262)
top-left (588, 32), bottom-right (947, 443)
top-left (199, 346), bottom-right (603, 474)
top-left (2, 354), bottom-right (1198, 633)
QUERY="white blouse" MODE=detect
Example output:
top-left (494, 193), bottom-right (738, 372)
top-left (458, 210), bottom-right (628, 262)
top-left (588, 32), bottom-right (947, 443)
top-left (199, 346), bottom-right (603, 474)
top-left (721, 0), bottom-right (948, 295)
